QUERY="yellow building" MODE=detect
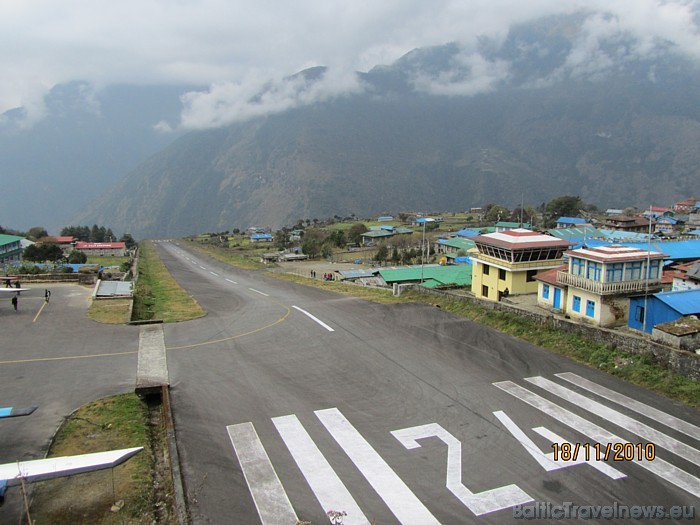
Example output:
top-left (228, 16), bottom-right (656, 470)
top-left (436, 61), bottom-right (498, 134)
top-left (471, 229), bottom-right (572, 301)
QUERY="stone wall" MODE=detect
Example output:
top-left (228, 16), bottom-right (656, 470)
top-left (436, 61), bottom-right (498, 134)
top-left (408, 286), bottom-right (700, 381)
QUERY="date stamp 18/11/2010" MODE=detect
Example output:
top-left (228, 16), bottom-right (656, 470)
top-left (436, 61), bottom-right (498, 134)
top-left (551, 442), bottom-right (656, 462)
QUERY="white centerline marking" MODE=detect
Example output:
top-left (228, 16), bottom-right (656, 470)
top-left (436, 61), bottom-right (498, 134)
top-left (249, 288), bottom-right (269, 297)
top-left (316, 407), bottom-right (441, 525)
top-left (272, 415), bottom-right (369, 525)
top-left (494, 381), bottom-right (700, 498)
top-left (225, 278), bottom-right (238, 284)
top-left (555, 372), bottom-right (700, 440)
top-left (210, 271), bottom-right (219, 277)
top-left (199, 266), bottom-right (206, 270)
top-left (525, 376), bottom-right (700, 467)
top-left (227, 423), bottom-right (298, 525)
top-left (292, 306), bottom-right (334, 332)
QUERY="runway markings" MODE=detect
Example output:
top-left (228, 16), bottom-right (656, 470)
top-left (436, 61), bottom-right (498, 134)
top-left (199, 266), bottom-right (206, 270)
top-left (272, 414), bottom-right (369, 525)
top-left (291, 306), bottom-right (335, 332)
top-left (494, 379), bottom-right (700, 498)
top-left (249, 288), bottom-right (269, 297)
top-left (227, 422), bottom-right (298, 525)
top-left (392, 422), bottom-right (532, 515)
top-left (209, 271), bottom-right (219, 277)
top-left (524, 375), bottom-right (700, 467)
top-left (225, 278), bottom-right (238, 284)
top-left (555, 372), bottom-right (700, 440)
top-left (227, 378), bottom-right (700, 523)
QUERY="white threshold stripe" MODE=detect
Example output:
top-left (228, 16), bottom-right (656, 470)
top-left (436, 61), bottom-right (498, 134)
top-left (210, 271), bottom-right (219, 276)
top-left (493, 411), bottom-right (624, 479)
top-left (315, 408), bottom-right (441, 525)
top-left (556, 372), bottom-right (700, 440)
top-left (227, 423), bottom-right (298, 525)
top-left (272, 415), bottom-right (370, 525)
top-left (292, 306), bottom-right (335, 332)
top-left (249, 288), bottom-right (269, 297)
top-left (525, 376), bottom-right (700, 467)
top-left (494, 381), bottom-right (700, 498)
top-left (225, 278), bottom-right (238, 284)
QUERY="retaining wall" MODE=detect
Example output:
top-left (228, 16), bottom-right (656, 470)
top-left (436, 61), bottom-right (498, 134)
top-left (409, 286), bottom-right (700, 381)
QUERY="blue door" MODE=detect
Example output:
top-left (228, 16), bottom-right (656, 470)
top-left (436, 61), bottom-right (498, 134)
top-left (553, 288), bottom-right (561, 309)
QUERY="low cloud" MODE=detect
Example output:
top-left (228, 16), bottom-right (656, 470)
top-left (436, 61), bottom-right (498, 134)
top-left (173, 67), bottom-right (364, 130)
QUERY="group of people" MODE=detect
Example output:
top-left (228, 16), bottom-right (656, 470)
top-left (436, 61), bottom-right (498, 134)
top-left (8, 288), bottom-right (51, 311)
top-left (309, 270), bottom-right (336, 281)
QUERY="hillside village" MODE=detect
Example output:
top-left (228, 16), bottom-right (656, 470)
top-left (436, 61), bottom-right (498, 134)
top-left (3, 196), bottom-right (700, 352)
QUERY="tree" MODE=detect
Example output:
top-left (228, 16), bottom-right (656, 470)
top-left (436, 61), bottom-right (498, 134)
top-left (328, 230), bottom-right (346, 248)
top-left (119, 233), bottom-right (137, 250)
top-left (483, 204), bottom-right (510, 224)
top-left (301, 239), bottom-right (321, 259)
top-left (23, 243), bottom-right (63, 263)
top-left (67, 250), bottom-right (87, 264)
top-left (375, 245), bottom-right (389, 266)
top-left (347, 223), bottom-right (368, 244)
top-left (545, 195), bottom-right (585, 219)
top-left (27, 227), bottom-right (49, 240)
top-left (391, 247), bottom-right (400, 264)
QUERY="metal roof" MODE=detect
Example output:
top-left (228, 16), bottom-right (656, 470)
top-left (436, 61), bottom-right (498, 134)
top-left (437, 238), bottom-right (475, 250)
top-left (378, 264), bottom-right (471, 286)
top-left (0, 234), bottom-right (24, 246)
top-left (548, 227), bottom-right (605, 242)
top-left (653, 289), bottom-right (700, 315)
top-left (96, 281), bottom-right (134, 297)
top-left (556, 217), bottom-right (586, 224)
top-left (338, 269), bottom-right (377, 279)
top-left (584, 238), bottom-right (700, 262)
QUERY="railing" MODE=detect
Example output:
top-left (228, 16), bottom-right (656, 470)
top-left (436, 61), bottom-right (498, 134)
top-left (472, 253), bottom-right (562, 270)
top-left (556, 272), bottom-right (661, 295)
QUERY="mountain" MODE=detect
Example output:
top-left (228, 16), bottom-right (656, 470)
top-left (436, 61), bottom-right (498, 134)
top-left (75, 17), bottom-right (700, 238)
top-left (0, 83), bottom-right (199, 232)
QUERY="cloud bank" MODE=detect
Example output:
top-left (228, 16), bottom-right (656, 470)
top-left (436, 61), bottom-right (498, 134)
top-left (1, 0), bottom-right (699, 129)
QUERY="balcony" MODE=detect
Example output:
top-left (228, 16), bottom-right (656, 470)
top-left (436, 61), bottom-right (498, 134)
top-left (556, 271), bottom-right (662, 296)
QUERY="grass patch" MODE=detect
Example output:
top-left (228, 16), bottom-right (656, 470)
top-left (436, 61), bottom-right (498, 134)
top-left (87, 299), bottom-right (132, 324)
top-left (400, 290), bottom-right (700, 408)
top-left (28, 394), bottom-right (160, 525)
top-left (133, 240), bottom-right (205, 323)
top-left (269, 272), bottom-right (405, 304)
top-left (181, 239), bottom-right (267, 270)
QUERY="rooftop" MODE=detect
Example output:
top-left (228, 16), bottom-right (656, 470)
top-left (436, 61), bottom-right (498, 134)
top-left (473, 229), bottom-right (573, 250)
top-left (566, 244), bottom-right (667, 262)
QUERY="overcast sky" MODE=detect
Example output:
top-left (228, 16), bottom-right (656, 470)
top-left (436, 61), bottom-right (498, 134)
top-left (2, 0), bottom-right (699, 130)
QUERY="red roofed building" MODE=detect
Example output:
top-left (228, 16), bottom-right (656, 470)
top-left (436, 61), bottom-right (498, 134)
top-left (471, 229), bottom-right (572, 301)
top-left (39, 236), bottom-right (77, 255)
top-left (547, 244), bottom-right (668, 327)
top-left (75, 241), bottom-right (126, 257)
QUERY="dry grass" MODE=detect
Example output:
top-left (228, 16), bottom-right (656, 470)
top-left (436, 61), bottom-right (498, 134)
top-left (28, 394), bottom-right (159, 525)
top-left (133, 240), bottom-right (206, 323)
top-left (87, 299), bottom-right (132, 324)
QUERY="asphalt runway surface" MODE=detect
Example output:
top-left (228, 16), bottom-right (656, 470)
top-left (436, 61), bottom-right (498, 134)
top-left (0, 283), bottom-right (139, 522)
top-left (157, 241), bottom-right (700, 524)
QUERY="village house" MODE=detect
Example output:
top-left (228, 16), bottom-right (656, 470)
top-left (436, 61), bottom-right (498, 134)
top-left (39, 236), bottom-right (77, 256)
top-left (603, 215), bottom-right (651, 233)
top-left (75, 241), bottom-right (127, 257)
top-left (0, 235), bottom-right (24, 265)
top-left (471, 229), bottom-right (572, 301)
top-left (549, 244), bottom-right (667, 327)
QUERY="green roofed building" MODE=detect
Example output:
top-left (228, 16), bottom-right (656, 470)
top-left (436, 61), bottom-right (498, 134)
top-left (378, 264), bottom-right (472, 288)
top-left (0, 235), bottom-right (24, 265)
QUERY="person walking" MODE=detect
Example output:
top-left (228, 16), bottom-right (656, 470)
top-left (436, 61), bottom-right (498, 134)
top-left (11, 295), bottom-right (17, 311)
top-left (44, 289), bottom-right (51, 303)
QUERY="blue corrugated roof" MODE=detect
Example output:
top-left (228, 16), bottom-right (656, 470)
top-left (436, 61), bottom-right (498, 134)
top-left (456, 229), bottom-right (481, 238)
top-left (556, 217), bottom-right (586, 225)
top-left (251, 233), bottom-right (272, 239)
top-left (654, 289), bottom-right (700, 315)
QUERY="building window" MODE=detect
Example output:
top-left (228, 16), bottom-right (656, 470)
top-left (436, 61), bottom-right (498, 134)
top-left (573, 295), bottom-right (581, 312)
top-left (543, 284), bottom-right (550, 299)
top-left (482, 285), bottom-right (489, 298)
top-left (628, 261), bottom-right (643, 280)
top-left (571, 258), bottom-right (585, 276)
top-left (635, 305), bottom-right (645, 323)
top-left (526, 269), bottom-right (537, 282)
top-left (586, 300), bottom-right (595, 317)
top-left (499, 268), bottom-right (506, 281)
top-left (606, 263), bottom-right (623, 282)
top-left (483, 264), bottom-right (490, 275)
top-left (586, 261), bottom-right (601, 281)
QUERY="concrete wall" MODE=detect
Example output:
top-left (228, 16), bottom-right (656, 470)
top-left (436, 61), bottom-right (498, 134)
top-left (408, 286), bottom-right (700, 381)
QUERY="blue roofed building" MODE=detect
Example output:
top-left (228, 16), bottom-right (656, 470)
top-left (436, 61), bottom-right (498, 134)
top-left (250, 232), bottom-right (273, 242)
top-left (628, 289), bottom-right (700, 334)
top-left (555, 217), bottom-right (588, 228)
